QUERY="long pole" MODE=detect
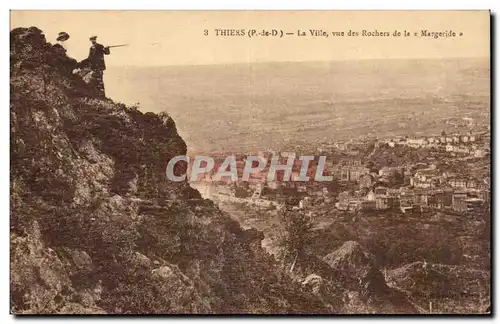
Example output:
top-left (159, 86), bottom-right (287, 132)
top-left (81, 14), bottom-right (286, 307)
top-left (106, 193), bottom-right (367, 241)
top-left (107, 44), bottom-right (129, 48)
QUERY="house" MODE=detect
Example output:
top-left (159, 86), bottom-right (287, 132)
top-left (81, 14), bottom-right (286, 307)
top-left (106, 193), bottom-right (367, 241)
top-left (465, 198), bottom-right (484, 213)
top-left (476, 189), bottom-right (490, 205)
top-left (436, 189), bottom-right (454, 209)
top-left (399, 192), bottom-right (414, 210)
top-left (375, 189), bottom-right (397, 210)
top-left (299, 197), bottom-right (311, 209)
top-left (348, 200), bottom-right (362, 212)
top-left (297, 184), bottom-right (307, 193)
top-left (267, 181), bottom-right (280, 190)
top-left (359, 174), bottom-right (375, 189)
top-left (374, 186), bottom-right (388, 196)
top-left (413, 190), bottom-right (429, 207)
top-left (448, 178), bottom-right (467, 189)
top-left (427, 192), bottom-right (441, 209)
top-left (407, 138), bottom-right (427, 148)
top-left (330, 164), bottom-right (369, 182)
top-left (466, 180), bottom-right (479, 189)
top-left (446, 144), bottom-right (471, 154)
top-left (474, 149), bottom-right (488, 158)
top-left (361, 200), bottom-right (376, 211)
top-left (281, 151), bottom-right (297, 159)
top-left (366, 190), bottom-right (376, 201)
top-left (411, 168), bottom-right (440, 189)
top-left (338, 191), bottom-right (350, 204)
top-left (379, 167), bottom-right (399, 178)
top-left (452, 192), bottom-right (468, 213)
top-left (352, 167), bottom-right (369, 181)
top-left (376, 197), bottom-right (390, 210)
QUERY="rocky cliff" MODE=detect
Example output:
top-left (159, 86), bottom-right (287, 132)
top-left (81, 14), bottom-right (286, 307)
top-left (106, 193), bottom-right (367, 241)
top-left (13, 26), bottom-right (472, 316)
top-left (10, 26), bottom-right (332, 315)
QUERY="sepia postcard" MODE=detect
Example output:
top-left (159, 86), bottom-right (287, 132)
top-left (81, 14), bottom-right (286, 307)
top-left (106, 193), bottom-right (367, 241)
top-left (10, 10), bottom-right (491, 315)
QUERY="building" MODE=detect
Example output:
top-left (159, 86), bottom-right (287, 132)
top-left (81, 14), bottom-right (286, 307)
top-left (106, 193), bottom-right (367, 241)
top-left (281, 151), bottom-right (297, 159)
top-left (476, 189), bottom-right (490, 205)
top-left (379, 167), bottom-right (402, 178)
top-left (361, 200), bottom-right (376, 211)
top-left (331, 164), bottom-right (369, 182)
top-left (436, 189), bottom-right (453, 209)
top-left (297, 184), bottom-right (307, 193)
top-left (411, 168), bottom-right (440, 189)
top-left (466, 180), bottom-right (479, 189)
top-left (376, 197), bottom-right (389, 210)
top-left (452, 192), bottom-right (468, 213)
top-left (407, 138), bottom-right (428, 148)
top-left (427, 192), bottom-right (441, 209)
top-left (375, 196), bottom-right (397, 210)
top-left (474, 149), bottom-right (488, 158)
top-left (359, 174), bottom-right (375, 189)
top-left (249, 182), bottom-right (264, 199)
top-left (267, 181), bottom-right (280, 190)
top-left (350, 166), bottom-right (370, 182)
top-left (374, 186), bottom-right (388, 196)
top-left (399, 191), bottom-right (414, 213)
top-left (465, 198), bottom-right (485, 213)
top-left (448, 178), bottom-right (467, 189)
top-left (413, 190), bottom-right (429, 207)
top-left (299, 197), bottom-right (311, 209)
top-left (445, 144), bottom-right (470, 154)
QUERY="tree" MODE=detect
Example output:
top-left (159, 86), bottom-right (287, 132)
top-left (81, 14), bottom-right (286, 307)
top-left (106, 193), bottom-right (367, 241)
top-left (277, 206), bottom-right (314, 273)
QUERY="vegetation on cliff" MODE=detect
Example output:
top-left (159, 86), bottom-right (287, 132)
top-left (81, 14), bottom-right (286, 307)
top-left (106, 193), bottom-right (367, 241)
top-left (10, 26), bottom-right (331, 314)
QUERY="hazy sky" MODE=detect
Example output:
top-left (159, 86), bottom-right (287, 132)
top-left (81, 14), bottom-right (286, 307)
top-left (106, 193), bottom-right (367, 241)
top-left (10, 10), bottom-right (490, 66)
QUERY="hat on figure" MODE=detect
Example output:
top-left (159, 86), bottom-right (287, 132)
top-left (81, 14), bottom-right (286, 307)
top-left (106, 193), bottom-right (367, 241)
top-left (89, 35), bottom-right (97, 41)
top-left (56, 31), bottom-right (70, 42)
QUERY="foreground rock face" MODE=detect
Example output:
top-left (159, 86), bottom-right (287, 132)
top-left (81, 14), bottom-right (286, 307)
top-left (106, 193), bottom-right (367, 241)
top-left (387, 261), bottom-right (490, 314)
top-left (323, 241), bottom-right (386, 296)
top-left (320, 241), bottom-right (418, 314)
top-left (10, 27), bottom-right (331, 314)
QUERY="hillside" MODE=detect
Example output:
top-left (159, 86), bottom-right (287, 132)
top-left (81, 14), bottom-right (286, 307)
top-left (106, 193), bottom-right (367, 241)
top-left (10, 26), bottom-right (334, 315)
top-left (11, 26), bottom-right (488, 315)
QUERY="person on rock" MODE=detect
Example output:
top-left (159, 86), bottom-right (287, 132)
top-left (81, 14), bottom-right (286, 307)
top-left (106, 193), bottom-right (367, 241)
top-left (83, 35), bottom-right (110, 97)
top-left (55, 31), bottom-right (70, 52)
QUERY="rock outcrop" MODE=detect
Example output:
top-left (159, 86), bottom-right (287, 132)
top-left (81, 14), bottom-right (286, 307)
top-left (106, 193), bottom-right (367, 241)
top-left (10, 26), bottom-right (331, 315)
top-left (323, 241), bottom-right (387, 296)
top-left (387, 261), bottom-right (490, 314)
top-left (321, 241), bottom-right (418, 314)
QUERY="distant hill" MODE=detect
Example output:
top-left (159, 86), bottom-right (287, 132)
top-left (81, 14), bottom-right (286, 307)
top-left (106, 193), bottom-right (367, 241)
top-left (106, 58), bottom-right (490, 153)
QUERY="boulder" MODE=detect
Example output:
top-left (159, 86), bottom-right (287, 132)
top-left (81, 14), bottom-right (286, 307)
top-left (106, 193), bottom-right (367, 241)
top-left (323, 241), bottom-right (386, 295)
top-left (302, 274), bottom-right (323, 295)
top-left (10, 221), bottom-right (72, 314)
